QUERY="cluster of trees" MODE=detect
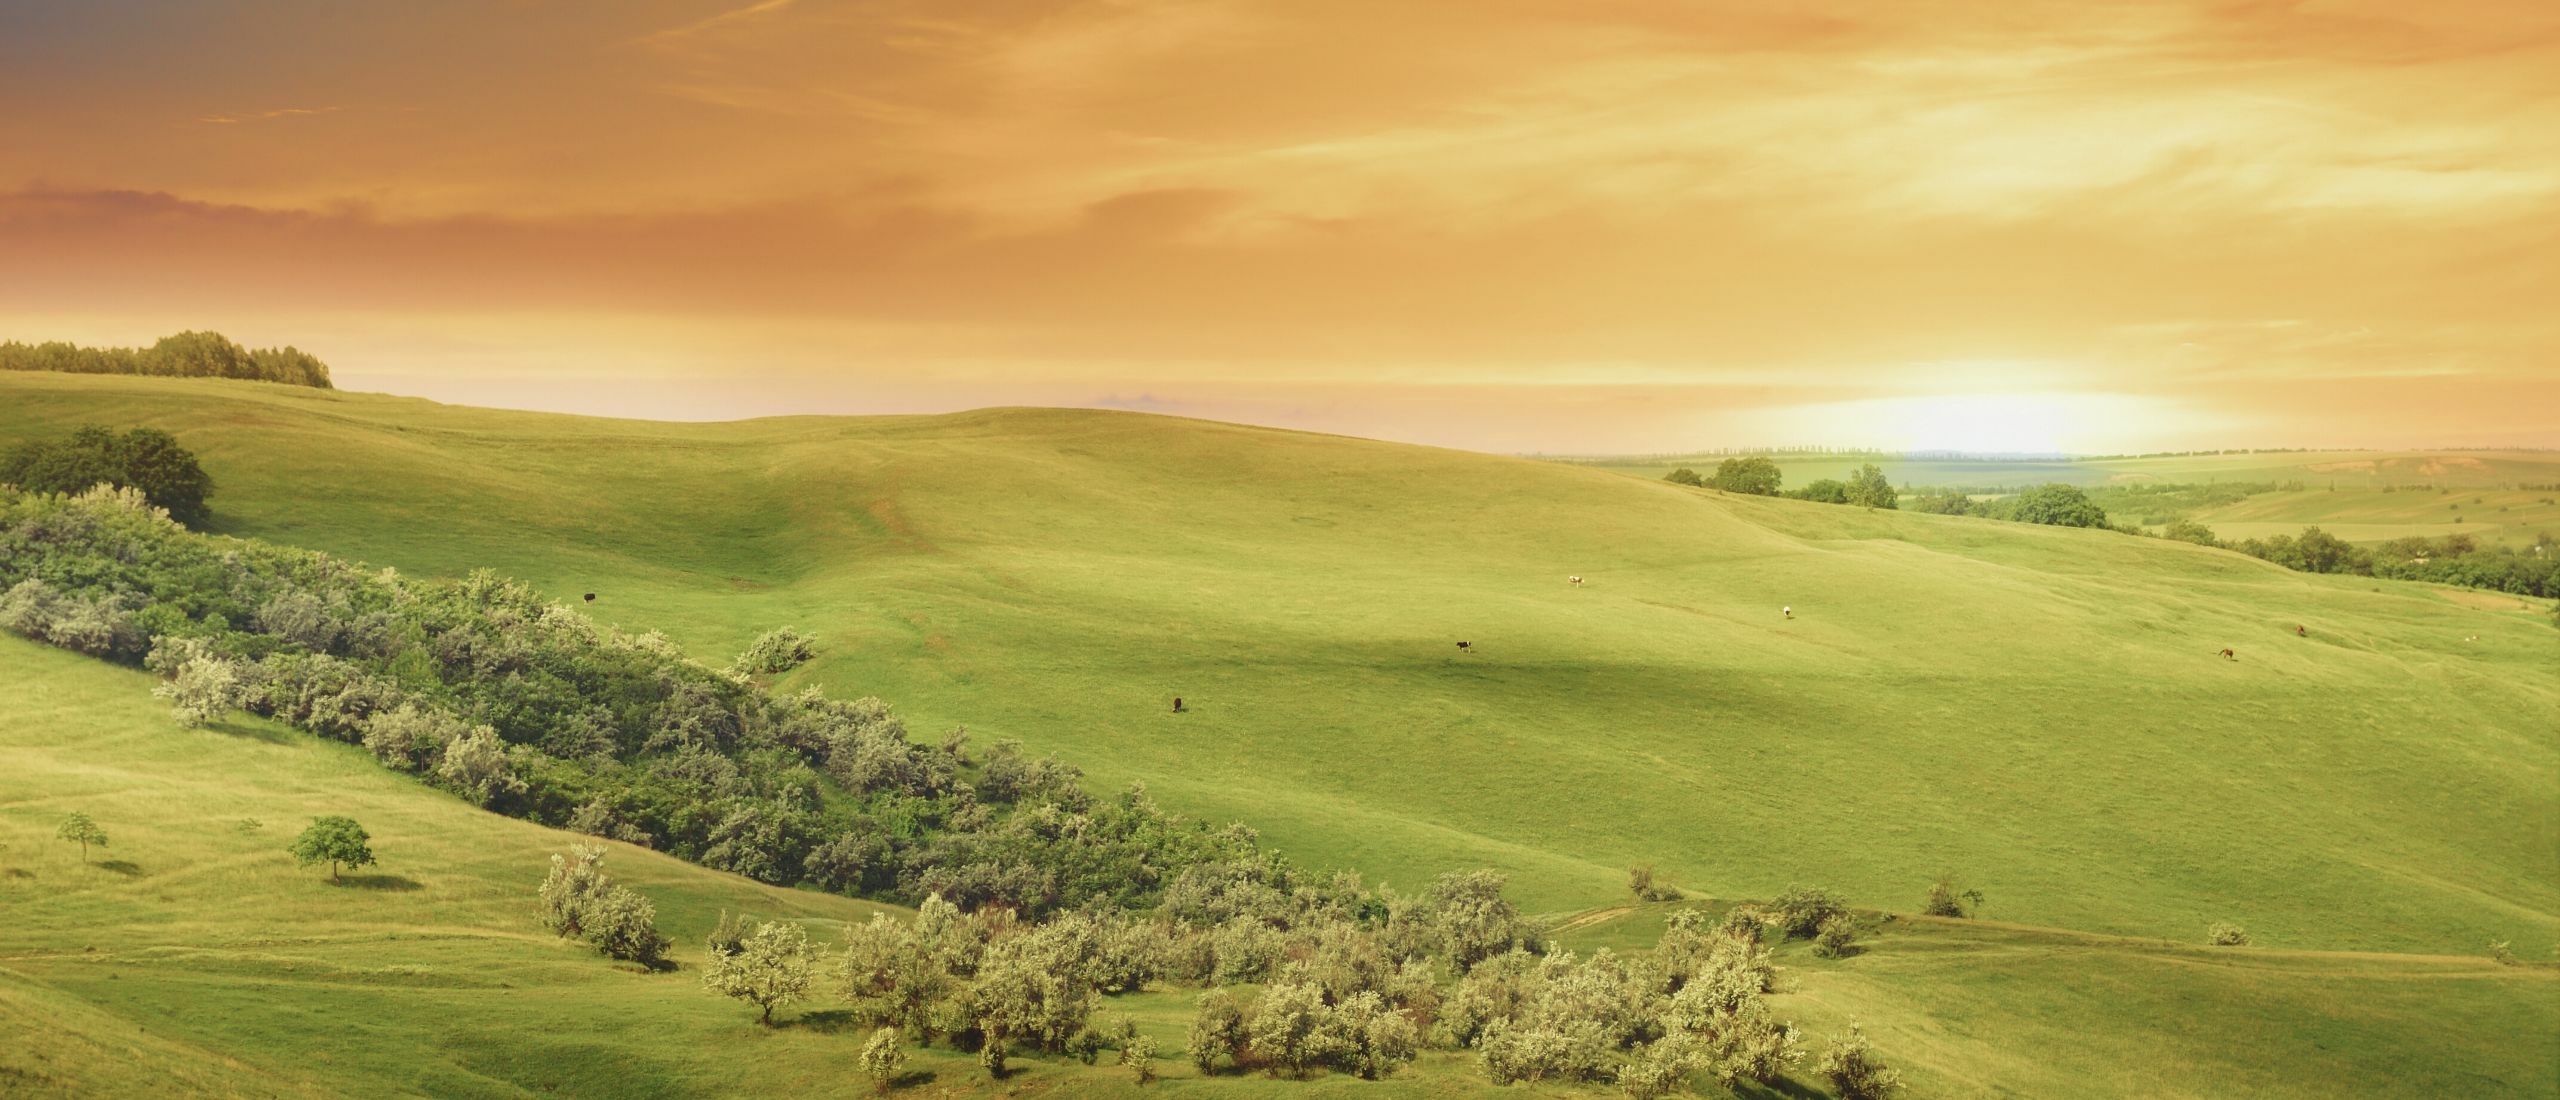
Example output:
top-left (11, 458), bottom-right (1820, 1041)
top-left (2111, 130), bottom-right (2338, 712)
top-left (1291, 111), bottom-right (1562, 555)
top-left (2211, 527), bottom-right (2557, 598)
top-left (691, 868), bottom-right (1896, 1096)
top-left (540, 844), bottom-right (672, 966)
top-left (1664, 457), bottom-right (1780, 495)
top-left (1788, 465), bottom-right (1897, 510)
top-left (1907, 483), bottom-right (2110, 528)
top-left (1665, 458), bottom-right (1899, 509)
top-left (0, 484), bottom-right (1264, 916)
top-left (2, 425), bottom-right (215, 526)
top-left (0, 332), bottom-right (332, 388)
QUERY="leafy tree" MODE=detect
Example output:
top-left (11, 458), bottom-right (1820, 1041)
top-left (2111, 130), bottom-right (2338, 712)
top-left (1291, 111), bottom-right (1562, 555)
top-left (1628, 865), bottom-right (1681, 902)
top-left (1791, 478), bottom-right (1849, 504)
top-left (1770, 884), bottom-right (1848, 938)
top-left (702, 919), bottom-right (818, 1025)
top-left (1247, 981), bottom-right (1338, 1079)
top-left (1422, 870), bottom-right (1529, 970)
top-left (860, 1027), bottom-right (907, 1092)
top-left (154, 656), bottom-right (240, 728)
top-left (732, 628), bottom-right (817, 675)
top-left (539, 845), bottom-right (668, 965)
top-left (436, 727), bottom-right (525, 808)
top-left (1120, 1032), bottom-right (1160, 1085)
top-left (1662, 467), bottom-right (1705, 487)
top-left (2161, 520), bottom-right (2220, 546)
top-left (0, 426), bottom-right (215, 526)
top-left (1618, 1035), bottom-right (1700, 1099)
top-left (1845, 463), bottom-right (1898, 509)
top-left (1189, 988), bottom-right (1248, 1075)
top-left (1817, 1024), bottom-right (1903, 1100)
top-left (1711, 457), bottom-right (1783, 495)
top-left (2009, 483), bottom-right (2108, 527)
top-left (1923, 876), bottom-right (1968, 918)
top-left (56, 811), bottom-right (106, 864)
top-left (2290, 526), bottom-right (2361, 574)
top-left (289, 816), bottom-right (375, 881)
top-left (1811, 915), bottom-right (1856, 958)
top-left (1325, 990), bottom-right (1417, 1079)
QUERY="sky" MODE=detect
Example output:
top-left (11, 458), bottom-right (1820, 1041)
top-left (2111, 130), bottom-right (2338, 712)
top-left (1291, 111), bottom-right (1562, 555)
top-left (2, 0), bottom-right (2555, 454)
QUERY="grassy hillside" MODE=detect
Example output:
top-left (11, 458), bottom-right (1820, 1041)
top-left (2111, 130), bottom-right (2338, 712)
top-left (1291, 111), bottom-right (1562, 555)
top-left (2, 373), bottom-right (2554, 969)
top-left (6, 634), bottom-right (2552, 1099)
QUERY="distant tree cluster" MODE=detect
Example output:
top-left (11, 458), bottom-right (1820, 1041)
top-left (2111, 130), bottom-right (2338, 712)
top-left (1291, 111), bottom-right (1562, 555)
top-left (1788, 464), bottom-right (1897, 510)
top-left (1, 425), bottom-right (215, 526)
top-left (0, 331), bottom-right (332, 388)
top-left (2134, 517), bottom-right (2560, 599)
top-left (1665, 457), bottom-right (1903, 509)
top-left (1909, 482), bottom-right (2108, 528)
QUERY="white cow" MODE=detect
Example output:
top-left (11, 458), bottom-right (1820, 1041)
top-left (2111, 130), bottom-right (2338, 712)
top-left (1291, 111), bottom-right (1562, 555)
top-left (1567, 575), bottom-right (1584, 586)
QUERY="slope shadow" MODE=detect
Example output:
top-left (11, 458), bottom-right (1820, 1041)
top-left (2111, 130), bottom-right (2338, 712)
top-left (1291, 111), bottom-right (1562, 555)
top-left (333, 873), bottom-right (423, 892)
top-left (94, 860), bottom-right (145, 877)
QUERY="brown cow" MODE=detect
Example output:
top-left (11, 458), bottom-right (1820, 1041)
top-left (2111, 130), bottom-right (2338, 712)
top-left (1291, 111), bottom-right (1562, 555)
top-left (2218, 648), bottom-right (2236, 660)
top-left (1172, 697), bottom-right (1186, 714)
top-left (2295, 624), bottom-right (2306, 637)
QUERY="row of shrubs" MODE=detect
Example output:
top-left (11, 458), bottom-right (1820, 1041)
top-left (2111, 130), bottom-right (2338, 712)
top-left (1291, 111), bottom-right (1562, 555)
top-left (650, 859), bottom-right (1900, 1097)
top-left (1663, 458), bottom-right (1900, 510)
top-left (0, 484), bottom-right (1266, 915)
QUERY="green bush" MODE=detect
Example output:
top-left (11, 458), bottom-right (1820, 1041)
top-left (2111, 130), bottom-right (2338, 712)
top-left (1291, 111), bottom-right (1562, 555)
top-left (0, 426), bottom-right (215, 526)
top-left (1818, 1024), bottom-right (1903, 1100)
top-left (1811, 915), bottom-right (1856, 959)
top-left (1770, 884), bottom-right (1849, 938)
top-left (2209, 922), bottom-right (2251, 947)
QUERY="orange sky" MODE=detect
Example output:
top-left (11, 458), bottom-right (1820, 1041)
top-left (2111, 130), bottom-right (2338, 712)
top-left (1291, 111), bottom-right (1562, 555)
top-left (3, 0), bottom-right (2555, 452)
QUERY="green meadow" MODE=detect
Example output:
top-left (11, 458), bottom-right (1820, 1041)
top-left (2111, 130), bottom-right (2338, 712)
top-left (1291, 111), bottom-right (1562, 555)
top-left (3, 372), bottom-right (2557, 1097)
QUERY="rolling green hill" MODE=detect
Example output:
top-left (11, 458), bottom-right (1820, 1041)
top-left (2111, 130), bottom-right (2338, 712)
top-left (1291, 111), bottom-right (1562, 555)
top-left (5, 634), bottom-right (2551, 1099)
top-left (2, 373), bottom-right (2555, 1097)
top-left (2, 373), bottom-right (2552, 955)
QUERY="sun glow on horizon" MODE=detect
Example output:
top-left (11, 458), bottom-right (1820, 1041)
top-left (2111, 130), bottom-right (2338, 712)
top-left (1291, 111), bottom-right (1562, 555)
top-left (1773, 391), bottom-right (2213, 456)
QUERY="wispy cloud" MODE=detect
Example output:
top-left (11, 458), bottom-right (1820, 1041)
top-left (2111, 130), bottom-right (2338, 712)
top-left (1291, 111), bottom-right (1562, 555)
top-left (196, 105), bottom-right (345, 125)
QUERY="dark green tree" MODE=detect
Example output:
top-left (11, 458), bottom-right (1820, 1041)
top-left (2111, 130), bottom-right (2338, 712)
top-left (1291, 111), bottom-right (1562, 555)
top-left (1711, 457), bottom-right (1783, 495)
top-left (289, 816), bottom-right (376, 881)
top-left (1844, 463), bottom-right (1897, 509)
top-left (0, 425), bottom-right (214, 525)
top-left (1792, 479), bottom-right (1850, 504)
top-left (1663, 467), bottom-right (1705, 487)
top-left (2009, 484), bottom-right (2107, 527)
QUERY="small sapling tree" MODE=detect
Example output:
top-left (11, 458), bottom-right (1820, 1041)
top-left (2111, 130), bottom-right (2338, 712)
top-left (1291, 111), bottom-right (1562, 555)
top-left (56, 812), bottom-right (106, 864)
top-left (289, 816), bottom-right (375, 881)
top-left (860, 1026), bottom-right (907, 1092)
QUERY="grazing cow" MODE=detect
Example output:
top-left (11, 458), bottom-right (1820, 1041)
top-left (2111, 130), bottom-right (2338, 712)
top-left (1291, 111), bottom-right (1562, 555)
top-left (1782, 605), bottom-right (1793, 620)
top-left (583, 593), bottom-right (596, 603)
top-left (1172, 697), bottom-right (1185, 714)
top-left (1568, 575), bottom-right (1584, 586)
top-left (1456, 641), bottom-right (1473, 653)
top-left (2295, 624), bottom-right (2306, 637)
top-left (2218, 648), bottom-right (2236, 660)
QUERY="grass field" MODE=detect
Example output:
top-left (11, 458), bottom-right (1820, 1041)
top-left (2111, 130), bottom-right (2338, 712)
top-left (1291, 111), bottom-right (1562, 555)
top-left (3, 373), bottom-right (2556, 1096)
top-left (6, 635), bottom-right (2551, 1099)
top-left (1586, 450), bottom-right (2560, 550)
